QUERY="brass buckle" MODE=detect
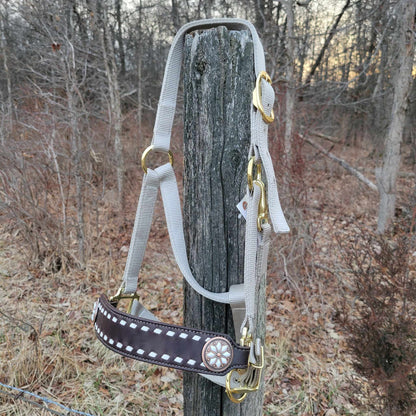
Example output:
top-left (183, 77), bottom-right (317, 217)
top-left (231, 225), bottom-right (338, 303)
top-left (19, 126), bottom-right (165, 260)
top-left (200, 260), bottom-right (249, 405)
top-left (225, 328), bottom-right (264, 403)
top-left (109, 285), bottom-right (140, 314)
top-left (141, 145), bottom-right (174, 174)
top-left (252, 71), bottom-right (275, 124)
top-left (247, 157), bottom-right (269, 231)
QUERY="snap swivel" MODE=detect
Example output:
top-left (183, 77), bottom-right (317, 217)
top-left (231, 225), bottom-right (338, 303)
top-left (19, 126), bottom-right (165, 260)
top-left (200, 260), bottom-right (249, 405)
top-left (247, 157), bottom-right (269, 231)
top-left (225, 328), bottom-right (264, 403)
top-left (247, 156), bottom-right (262, 192)
top-left (254, 179), bottom-right (268, 231)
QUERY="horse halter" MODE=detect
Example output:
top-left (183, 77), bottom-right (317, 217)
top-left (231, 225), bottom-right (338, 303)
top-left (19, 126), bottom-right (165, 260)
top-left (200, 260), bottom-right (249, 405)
top-left (92, 18), bottom-right (289, 403)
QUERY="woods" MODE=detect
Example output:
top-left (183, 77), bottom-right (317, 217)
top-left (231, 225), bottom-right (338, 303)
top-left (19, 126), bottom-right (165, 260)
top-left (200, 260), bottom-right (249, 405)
top-left (1, 0), bottom-right (415, 265)
top-left (0, 0), bottom-right (416, 415)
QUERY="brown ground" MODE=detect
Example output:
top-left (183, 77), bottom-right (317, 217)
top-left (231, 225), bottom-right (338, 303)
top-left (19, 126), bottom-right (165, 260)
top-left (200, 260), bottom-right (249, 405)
top-left (0, 138), bottom-right (414, 415)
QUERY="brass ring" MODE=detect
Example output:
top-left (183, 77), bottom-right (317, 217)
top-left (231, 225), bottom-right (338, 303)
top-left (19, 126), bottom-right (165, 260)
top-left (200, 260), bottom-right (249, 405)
top-left (226, 389), bottom-right (247, 404)
top-left (225, 370), bottom-right (248, 404)
top-left (141, 145), bottom-right (174, 174)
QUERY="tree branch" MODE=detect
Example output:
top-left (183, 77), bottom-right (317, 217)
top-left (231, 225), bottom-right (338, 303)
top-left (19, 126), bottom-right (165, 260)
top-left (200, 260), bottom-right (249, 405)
top-left (302, 134), bottom-right (378, 192)
top-left (304, 0), bottom-right (351, 85)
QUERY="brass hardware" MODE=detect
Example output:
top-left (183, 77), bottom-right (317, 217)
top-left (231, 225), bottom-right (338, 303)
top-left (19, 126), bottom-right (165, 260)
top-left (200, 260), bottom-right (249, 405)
top-left (240, 326), bottom-right (253, 347)
top-left (225, 328), bottom-right (264, 403)
top-left (226, 382), bottom-right (247, 404)
top-left (141, 145), bottom-right (174, 174)
top-left (109, 285), bottom-right (140, 314)
top-left (225, 347), bottom-right (264, 402)
top-left (253, 179), bottom-right (269, 231)
top-left (252, 71), bottom-right (275, 124)
top-left (247, 158), bottom-right (269, 231)
top-left (247, 156), bottom-right (262, 192)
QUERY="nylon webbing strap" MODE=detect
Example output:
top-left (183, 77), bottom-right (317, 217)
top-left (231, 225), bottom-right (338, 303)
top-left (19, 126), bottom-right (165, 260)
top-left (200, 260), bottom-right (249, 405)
top-left (123, 18), bottom-right (288, 299)
top-left (92, 18), bottom-right (289, 400)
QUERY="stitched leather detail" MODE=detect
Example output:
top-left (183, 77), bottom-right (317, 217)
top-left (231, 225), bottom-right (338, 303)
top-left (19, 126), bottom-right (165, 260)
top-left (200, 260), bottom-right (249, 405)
top-left (93, 295), bottom-right (249, 376)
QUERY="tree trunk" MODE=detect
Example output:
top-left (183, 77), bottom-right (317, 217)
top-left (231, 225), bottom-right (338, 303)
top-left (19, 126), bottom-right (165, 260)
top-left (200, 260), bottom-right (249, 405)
top-left (282, 0), bottom-right (296, 161)
top-left (137, 0), bottom-right (143, 142)
top-left (115, 0), bottom-right (126, 76)
top-left (376, 0), bottom-right (415, 233)
top-left (183, 26), bottom-right (265, 415)
top-left (64, 45), bottom-right (85, 267)
top-left (96, 4), bottom-right (125, 210)
top-left (0, 11), bottom-right (13, 141)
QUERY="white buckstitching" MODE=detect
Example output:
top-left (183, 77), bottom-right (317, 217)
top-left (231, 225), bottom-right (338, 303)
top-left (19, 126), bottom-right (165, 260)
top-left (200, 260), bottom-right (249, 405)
top-left (99, 304), bottom-right (245, 368)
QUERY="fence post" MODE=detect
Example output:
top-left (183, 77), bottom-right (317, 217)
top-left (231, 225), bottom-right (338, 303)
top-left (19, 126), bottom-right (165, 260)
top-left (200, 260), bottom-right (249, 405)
top-left (183, 26), bottom-right (266, 415)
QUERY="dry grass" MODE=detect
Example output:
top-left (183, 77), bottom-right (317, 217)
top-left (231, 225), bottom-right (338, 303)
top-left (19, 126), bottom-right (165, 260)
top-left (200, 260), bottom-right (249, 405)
top-left (0, 140), bottom-right (414, 415)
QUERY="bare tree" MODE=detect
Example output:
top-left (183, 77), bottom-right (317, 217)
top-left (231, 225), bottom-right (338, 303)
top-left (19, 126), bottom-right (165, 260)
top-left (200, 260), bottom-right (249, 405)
top-left (115, 0), bottom-right (126, 77)
top-left (95, 1), bottom-right (125, 210)
top-left (137, 0), bottom-right (144, 139)
top-left (281, 0), bottom-right (296, 161)
top-left (0, 5), bottom-right (13, 142)
top-left (376, 0), bottom-right (415, 233)
top-left (304, 0), bottom-right (351, 86)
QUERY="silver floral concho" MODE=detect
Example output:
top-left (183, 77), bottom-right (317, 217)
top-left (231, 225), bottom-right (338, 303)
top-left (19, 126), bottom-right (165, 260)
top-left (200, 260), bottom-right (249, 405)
top-left (202, 337), bottom-right (234, 372)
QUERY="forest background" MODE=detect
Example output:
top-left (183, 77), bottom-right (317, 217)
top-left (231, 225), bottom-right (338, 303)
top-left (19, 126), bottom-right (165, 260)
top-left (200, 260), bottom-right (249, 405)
top-left (0, 0), bottom-right (415, 415)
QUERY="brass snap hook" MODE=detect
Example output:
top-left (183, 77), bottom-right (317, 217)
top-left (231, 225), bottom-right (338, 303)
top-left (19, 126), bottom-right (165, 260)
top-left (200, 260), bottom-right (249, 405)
top-left (225, 328), bottom-right (265, 403)
top-left (247, 157), bottom-right (269, 231)
top-left (247, 156), bottom-right (262, 192)
top-left (253, 179), bottom-right (268, 231)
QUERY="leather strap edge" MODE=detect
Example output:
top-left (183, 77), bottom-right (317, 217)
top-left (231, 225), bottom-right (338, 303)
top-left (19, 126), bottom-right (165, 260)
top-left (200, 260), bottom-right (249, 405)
top-left (93, 295), bottom-right (250, 376)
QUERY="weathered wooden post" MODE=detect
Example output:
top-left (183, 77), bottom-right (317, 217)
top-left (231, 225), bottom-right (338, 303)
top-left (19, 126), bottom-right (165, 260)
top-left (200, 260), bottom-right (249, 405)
top-left (183, 26), bottom-right (266, 415)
